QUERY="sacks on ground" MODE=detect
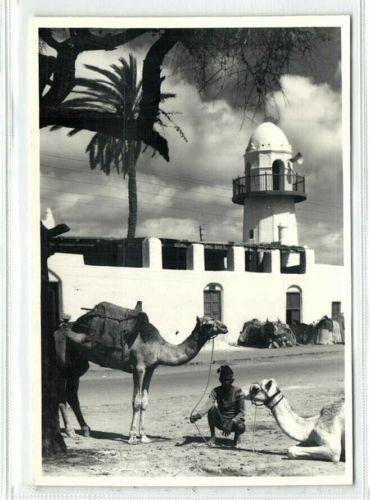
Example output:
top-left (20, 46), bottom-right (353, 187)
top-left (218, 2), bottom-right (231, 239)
top-left (264, 320), bottom-right (298, 347)
top-left (291, 315), bottom-right (345, 345)
top-left (238, 319), bottom-right (297, 348)
top-left (334, 313), bottom-right (345, 343)
top-left (315, 315), bottom-right (344, 345)
top-left (290, 322), bottom-right (316, 344)
top-left (238, 319), bottom-right (265, 347)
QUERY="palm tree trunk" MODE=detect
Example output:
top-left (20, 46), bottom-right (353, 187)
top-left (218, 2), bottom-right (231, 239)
top-left (127, 155), bottom-right (137, 238)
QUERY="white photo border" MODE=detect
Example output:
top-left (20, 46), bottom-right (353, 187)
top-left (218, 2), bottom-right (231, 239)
top-left (32, 14), bottom-right (352, 488)
top-left (3, 0), bottom-right (368, 498)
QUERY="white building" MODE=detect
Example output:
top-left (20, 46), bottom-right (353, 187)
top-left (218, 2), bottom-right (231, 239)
top-left (48, 123), bottom-right (345, 345)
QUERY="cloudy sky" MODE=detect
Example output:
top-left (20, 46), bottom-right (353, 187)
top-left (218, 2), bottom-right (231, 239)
top-left (40, 27), bottom-right (344, 265)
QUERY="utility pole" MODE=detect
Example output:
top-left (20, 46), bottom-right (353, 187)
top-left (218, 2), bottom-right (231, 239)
top-left (199, 225), bottom-right (204, 242)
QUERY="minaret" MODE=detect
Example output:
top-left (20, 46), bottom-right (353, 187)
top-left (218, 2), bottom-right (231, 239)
top-left (232, 122), bottom-right (306, 245)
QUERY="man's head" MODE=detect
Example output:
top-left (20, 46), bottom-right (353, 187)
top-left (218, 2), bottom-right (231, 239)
top-left (218, 365), bottom-right (234, 388)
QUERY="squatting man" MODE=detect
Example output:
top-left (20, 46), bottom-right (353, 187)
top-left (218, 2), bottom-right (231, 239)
top-left (190, 365), bottom-right (246, 446)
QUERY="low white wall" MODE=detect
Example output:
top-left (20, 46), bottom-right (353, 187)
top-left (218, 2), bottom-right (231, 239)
top-left (48, 244), bottom-right (345, 345)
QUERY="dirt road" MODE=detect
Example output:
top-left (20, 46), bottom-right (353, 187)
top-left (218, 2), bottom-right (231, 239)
top-left (44, 347), bottom-right (346, 479)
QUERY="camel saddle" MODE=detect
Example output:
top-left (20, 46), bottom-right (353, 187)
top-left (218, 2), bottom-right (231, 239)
top-left (72, 301), bottom-right (148, 353)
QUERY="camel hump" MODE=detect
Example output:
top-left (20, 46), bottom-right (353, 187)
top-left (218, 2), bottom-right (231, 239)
top-left (72, 301), bottom-right (148, 351)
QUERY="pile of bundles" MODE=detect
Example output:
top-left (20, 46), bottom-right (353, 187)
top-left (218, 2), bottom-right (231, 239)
top-left (291, 315), bottom-right (345, 345)
top-left (237, 319), bottom-right (298, 349)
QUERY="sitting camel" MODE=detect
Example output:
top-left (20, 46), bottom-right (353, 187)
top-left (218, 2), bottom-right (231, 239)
top-left (54, 301), bottom-right (228, 444)
top-left (248, 378), bottom-right (345, 462)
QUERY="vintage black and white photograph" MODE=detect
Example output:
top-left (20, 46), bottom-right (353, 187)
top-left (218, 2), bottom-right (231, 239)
top-left (36, 17), bottom-right (351, 485)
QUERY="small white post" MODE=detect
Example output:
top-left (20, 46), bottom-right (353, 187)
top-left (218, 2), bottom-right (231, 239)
top-left (227, 246), bottom-right (245, 272)
top-left (271, 249), bottom-right (281, 274)
top-left (186, 243), bottom-right (204, 271)
top-left (304, 247), bottom-right (315, 272)
top-left (142, 237), bottom-right (162, 270)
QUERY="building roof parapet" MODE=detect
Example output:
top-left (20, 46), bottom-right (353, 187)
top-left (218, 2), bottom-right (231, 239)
top-left (52, 236), bottom-right (306, 254)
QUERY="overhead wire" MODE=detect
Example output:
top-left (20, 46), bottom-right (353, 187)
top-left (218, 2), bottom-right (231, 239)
top-left (40, 162), bottom-right (343, 216)
top-left (41, 151), bottom-right (343, 211)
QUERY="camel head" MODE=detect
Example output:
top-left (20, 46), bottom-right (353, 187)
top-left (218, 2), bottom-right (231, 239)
top-left (249, 378), bottom-right (281, 406)
top-left (195, 316), bottom-right (228, 342)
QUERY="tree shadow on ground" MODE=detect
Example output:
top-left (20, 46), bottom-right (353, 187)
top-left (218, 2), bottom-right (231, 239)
top-left (43, 448), bottom-right (112, 467)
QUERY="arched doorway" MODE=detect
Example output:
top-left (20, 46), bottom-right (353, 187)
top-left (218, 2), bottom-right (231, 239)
top-left (204, 283), bottom-right (223, 321)
top-left (286, 285), bottom-right (302, 324)
top-left (272, 159), bottom-right (284, 191)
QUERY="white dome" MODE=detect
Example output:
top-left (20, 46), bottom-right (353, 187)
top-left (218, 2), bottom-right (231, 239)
top-left (246, 122), bottom-right (291, 152)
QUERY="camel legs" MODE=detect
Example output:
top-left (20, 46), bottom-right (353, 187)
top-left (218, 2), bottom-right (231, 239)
top-left (57, 375), bottom-right (76, 438)
top-left (66, 377), bottom-right (91, 437)
top-left (59, 400), bottom-right (76, 438)
top-left (128, 368), bottom-right (145, 445)
top-left (288, 444), bottom-right (341, 462)
top-left (139, 368), bottom-right (154, 443)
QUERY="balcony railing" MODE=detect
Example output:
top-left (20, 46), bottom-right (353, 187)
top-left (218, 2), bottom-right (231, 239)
top-left (232, 173), bottom-right (306, 204)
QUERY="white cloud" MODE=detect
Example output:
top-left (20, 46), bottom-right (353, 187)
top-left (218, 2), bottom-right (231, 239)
top-left (40, 69), bottom-right (344, 264)
top-left (267, 75), bottom-right (342, 166)
top-left (266, 75), bottom-right (343, 264)
top-left (138, 218), bottom-right (199, 240)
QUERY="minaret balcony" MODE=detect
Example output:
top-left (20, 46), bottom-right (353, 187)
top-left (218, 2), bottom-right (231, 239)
top-left (232, 173), bottom-right (306, 204)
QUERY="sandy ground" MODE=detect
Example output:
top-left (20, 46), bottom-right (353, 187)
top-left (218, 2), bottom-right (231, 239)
top-left (43, 346), bottom-right (346, 479)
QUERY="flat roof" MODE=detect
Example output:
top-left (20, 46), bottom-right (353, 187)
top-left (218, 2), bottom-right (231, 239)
top-left (51, 236), bottom-right (306, 254)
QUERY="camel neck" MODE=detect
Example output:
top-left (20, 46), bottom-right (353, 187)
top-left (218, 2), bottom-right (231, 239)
top-left (270, 395), bottom-right (318, 442)
top-left (158, 328), bottom-right (206, 366)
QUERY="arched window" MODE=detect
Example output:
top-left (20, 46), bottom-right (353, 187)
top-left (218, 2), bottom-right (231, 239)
top-left (272, 159), bottom-right (284, 191)
top-left (286, 285), bottom-right (302, 324)
top-left (204, 283), bottom-right (223, 320)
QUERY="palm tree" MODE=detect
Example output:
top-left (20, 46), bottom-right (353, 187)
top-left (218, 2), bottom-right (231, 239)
top-left (57, 55), bottom-right (157, 238)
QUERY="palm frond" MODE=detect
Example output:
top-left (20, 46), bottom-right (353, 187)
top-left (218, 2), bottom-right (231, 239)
top-left (74, 79), bottom-right (124, 102)
top-left (83, 64), bottom-right (123, 90)
top-left (49, 124), bottom-right (63, 132)
top-left (60, 98), bottom-right (113, 112)
top-left (75, 77), bottom-right (127, 96)
top-left (67, 128), bottom-right (81, 137)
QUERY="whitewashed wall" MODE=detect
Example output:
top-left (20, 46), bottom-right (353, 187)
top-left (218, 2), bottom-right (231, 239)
top-left (48, 239), bottom-right (345, 345)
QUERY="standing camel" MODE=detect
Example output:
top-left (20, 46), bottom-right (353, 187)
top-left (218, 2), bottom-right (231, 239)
top-left (54, 302), bottom-right (228, 444)
top-left (248, 378), bottom-right (345, 462)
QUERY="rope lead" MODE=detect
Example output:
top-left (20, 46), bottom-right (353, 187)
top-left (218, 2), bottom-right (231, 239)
top-left (189, 338), bottom-right (215, 447)
top-left (251, 404), bottom-right (258, 453)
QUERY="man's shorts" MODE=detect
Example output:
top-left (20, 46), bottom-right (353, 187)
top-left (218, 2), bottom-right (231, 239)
top-left (208, 406), bottom-right (245, 433)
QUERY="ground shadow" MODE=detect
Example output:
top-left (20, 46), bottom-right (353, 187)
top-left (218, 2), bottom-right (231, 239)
top-left (72, 429), bottom-right (171, 443)
top-left (176, 435), bottom-right (286, 456)
top-left (121, 434), bottom-right (172, 443)
top-left (61, 429), bottom-right (171, 443)
top-left (43, 448), bottom-right (109, 467)
top-left (74, 429), bottom-right (124, 441)
top-left (176, 435), bottom-right (240, 448)
top-left (176, 435), bottom-right (209, 446)
top-left (241, 448), bottom-right (286, 456)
